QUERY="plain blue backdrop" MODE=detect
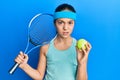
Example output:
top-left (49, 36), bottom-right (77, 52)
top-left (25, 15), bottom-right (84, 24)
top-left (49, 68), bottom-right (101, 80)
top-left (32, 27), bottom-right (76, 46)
top-left (0, 0), bottom-right (120, 80)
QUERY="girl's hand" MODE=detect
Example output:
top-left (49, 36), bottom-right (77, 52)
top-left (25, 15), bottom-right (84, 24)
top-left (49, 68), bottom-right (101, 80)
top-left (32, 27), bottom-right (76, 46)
top-left (76, 42), bottom-right (92, 65)
top-left (15, 51), bottom-right (29, 68)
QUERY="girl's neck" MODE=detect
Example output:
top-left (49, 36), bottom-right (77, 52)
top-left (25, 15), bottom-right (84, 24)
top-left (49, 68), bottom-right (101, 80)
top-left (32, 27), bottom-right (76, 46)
top-left (54, 35), bottom-right (73, 50)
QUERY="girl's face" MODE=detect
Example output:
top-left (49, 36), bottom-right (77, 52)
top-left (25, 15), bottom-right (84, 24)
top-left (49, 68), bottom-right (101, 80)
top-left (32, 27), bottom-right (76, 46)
top-left (55, 18), bottom-right (75, 38)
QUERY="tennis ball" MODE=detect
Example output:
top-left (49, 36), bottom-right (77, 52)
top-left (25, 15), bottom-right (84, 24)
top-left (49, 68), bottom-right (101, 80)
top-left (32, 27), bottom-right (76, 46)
top-left (77, 39), bottom-right (87, 50)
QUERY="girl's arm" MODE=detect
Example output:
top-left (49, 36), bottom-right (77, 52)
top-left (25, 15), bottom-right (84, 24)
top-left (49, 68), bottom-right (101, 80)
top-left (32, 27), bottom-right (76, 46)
top-left (76, 42), bottom-right (92, 80)
top-left (15, 45), bottom-right (48, 80)
top-left (76, 63), bottom-right (88, 80)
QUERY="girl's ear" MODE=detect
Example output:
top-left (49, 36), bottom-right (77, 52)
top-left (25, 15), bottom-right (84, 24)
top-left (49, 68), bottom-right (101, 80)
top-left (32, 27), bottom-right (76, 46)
top-left (53, 19), bottom-right (57, 34)
top-left (53, 20), bottom-right (57, 27)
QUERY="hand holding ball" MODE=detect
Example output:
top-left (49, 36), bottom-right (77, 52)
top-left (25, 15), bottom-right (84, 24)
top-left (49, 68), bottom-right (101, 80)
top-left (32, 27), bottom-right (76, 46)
top-left (76, 39), bottom-right (87, 50)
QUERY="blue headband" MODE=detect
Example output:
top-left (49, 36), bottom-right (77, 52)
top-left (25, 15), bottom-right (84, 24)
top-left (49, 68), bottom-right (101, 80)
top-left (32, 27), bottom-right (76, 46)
top-left (54, 11), bottom-right (76, 20)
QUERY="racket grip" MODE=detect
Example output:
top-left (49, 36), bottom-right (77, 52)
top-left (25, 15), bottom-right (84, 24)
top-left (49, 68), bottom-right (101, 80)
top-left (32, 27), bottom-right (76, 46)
top-left (9, 63), bottom-right (19, 74)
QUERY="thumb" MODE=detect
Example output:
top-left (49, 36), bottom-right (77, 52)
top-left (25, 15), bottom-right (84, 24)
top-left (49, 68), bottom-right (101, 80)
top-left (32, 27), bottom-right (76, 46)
top-left (23, 54), bottom-right (28, 59)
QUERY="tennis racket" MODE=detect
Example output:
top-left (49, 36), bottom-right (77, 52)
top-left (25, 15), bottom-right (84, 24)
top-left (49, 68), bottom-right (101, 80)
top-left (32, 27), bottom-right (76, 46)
top-left (9, 13), bottom-right (56, 74)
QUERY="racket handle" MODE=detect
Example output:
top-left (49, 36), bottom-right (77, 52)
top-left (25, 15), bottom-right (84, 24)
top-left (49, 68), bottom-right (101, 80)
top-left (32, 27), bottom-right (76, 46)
top-left (9, 63), bottom-right (19, 74)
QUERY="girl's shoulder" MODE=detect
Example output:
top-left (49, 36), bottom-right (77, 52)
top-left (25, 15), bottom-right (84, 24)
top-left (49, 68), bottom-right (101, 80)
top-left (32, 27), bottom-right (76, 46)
top-left (72, 37), bottom-right (77, 42)
top-left (40, 44), bottom-right (50, 56)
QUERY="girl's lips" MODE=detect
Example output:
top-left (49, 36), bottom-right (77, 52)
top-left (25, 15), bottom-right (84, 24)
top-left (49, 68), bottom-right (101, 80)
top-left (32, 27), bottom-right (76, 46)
top-left (63, 32), bottom-right (69, 35)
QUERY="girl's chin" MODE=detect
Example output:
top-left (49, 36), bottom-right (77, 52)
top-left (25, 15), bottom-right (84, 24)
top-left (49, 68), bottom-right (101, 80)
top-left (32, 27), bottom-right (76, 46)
top-left (61, 35), bottom-right (71, 38)
top-left (57, 33), bottom-right (71, 38)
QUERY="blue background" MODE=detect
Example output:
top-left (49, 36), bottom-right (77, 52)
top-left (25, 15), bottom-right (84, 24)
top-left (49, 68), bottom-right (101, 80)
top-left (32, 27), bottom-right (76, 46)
top-left (0, 0), bottom-right (120, 80)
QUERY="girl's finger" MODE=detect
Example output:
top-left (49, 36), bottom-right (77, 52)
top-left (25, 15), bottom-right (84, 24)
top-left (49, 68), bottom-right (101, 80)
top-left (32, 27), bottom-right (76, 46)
top-left (87, 42), bottom-right (92, 49)
top-left (81, 47), bottom-right (86, 54)
top-left (85, 43), bottom-right (89, 52)
top-left (23, 54), bottom-right (28, 60)
top-left (20, 51), bottom-right (24, 58)
top-left (18, 55), bottom-right (24, 61)
top-left (15, 57), bottom-right (22, 64)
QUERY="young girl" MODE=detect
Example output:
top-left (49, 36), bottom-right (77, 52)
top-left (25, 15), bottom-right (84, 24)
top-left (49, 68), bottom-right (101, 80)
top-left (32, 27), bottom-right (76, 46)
top-left (15, 3), bottom-right (92, 80)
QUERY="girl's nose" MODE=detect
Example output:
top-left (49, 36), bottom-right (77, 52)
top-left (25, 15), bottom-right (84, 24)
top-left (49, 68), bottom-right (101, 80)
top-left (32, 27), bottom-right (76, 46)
top-left (63, 24), bottom-right (68, 30)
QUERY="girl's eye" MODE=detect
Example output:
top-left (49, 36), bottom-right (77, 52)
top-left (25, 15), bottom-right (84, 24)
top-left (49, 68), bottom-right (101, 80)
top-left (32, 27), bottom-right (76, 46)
top-left (58, 21), bottom-right (63, 24)
top-left (68, 21), bottom-right (73, 25)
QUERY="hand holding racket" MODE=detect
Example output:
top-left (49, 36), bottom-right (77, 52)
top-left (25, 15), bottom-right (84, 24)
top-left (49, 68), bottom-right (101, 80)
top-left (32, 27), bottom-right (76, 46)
top-left (9, 13), bottom-right (56, 74)
top-left (14, 51), bottom-right (28, 68)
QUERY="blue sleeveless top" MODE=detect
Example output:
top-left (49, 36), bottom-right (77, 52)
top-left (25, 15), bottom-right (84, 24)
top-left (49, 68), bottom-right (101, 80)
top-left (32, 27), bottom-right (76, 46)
top-left (44, 38), bottom-right (78, 80)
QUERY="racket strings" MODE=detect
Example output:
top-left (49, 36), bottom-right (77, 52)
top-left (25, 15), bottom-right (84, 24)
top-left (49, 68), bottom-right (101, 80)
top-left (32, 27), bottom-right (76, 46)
top-left (29, 14), bottom-right (56, 45)
top-left (30, 16), bottom-right (48, 43)
top-left (30, 23), bottom-right (50, 43)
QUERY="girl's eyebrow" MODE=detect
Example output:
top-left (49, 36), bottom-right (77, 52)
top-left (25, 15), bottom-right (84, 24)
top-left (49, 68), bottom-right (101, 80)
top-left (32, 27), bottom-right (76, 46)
top-left (69, 20), bottom-right (74, 22)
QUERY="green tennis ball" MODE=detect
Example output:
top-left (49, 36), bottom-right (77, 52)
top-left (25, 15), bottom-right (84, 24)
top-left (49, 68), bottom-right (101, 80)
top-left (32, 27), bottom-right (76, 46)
top-left (77, 39), bottom-right (87, 50)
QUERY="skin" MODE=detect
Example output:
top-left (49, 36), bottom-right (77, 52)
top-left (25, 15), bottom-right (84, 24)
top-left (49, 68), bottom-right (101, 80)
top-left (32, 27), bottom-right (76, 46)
top-left (15, 18), bottom-right (92, 80)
